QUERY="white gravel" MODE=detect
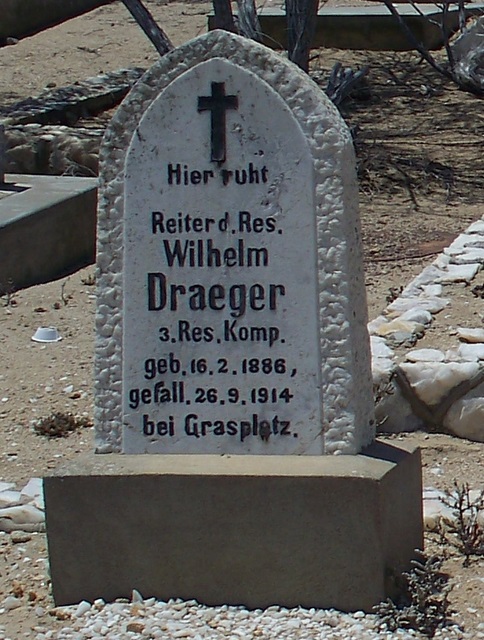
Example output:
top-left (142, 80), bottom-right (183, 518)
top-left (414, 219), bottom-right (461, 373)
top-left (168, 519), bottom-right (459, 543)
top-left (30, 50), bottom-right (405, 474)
top-left (22, 594), bottom-right (467, 640)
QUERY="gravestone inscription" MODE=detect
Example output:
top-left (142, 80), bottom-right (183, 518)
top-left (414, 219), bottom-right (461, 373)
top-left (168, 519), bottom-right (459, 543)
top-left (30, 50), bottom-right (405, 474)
top-left (95, 30), bottom-right (375, 455)
top-left (123, 59), bottom-right (320, 454)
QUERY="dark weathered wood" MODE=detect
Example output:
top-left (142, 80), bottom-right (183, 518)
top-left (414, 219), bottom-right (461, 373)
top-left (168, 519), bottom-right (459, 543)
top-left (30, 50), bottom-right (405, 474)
top-left (212, 0), bottom-right (238, 33)
top-left (381, 0), bottom-right (453, 80)
top-left (0, 0), bottom-right (115, 41)
top-left (121, 0), bottom-right (174, 55)
top-left (325, 62), bottom-right (370, 106)
top-left (0, 68), bottom-right (145, 126)
top-left (285, 0), bottom-right (319, 72)
top-left (236, 0), bottom-right (262, 41)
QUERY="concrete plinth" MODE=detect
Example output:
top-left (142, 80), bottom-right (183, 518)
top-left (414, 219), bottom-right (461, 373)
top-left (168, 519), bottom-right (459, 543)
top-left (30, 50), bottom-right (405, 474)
top-left (0, 174), bottom-right (96, 293)
top-left (44, 441), bottom-right (422, 612)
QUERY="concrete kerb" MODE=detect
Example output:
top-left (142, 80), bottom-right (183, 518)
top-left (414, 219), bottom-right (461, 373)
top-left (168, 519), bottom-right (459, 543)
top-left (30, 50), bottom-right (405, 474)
top-left (0, 173), bottom-right (97, 294)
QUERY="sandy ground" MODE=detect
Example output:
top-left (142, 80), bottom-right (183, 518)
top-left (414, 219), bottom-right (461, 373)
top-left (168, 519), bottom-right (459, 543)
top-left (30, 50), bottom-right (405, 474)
top-left (0, 1), bottom-right (483, 637)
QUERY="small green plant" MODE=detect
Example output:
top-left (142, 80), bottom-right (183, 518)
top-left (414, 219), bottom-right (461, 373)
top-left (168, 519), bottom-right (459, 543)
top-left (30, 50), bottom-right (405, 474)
top-left (33, 412), bottom-right (92, 438)
top-left (439, 481), bottom-right (484, 567)
top-left (374, 552), bottom-right (454, 638)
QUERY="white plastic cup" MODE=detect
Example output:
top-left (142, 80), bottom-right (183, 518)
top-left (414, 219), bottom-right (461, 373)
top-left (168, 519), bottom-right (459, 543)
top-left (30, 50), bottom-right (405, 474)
top-left (31, 326), bottom-right (62, 343)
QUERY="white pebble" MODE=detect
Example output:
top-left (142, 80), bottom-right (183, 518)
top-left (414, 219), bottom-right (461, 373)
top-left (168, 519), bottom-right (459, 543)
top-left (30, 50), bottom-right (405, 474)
top-left (1, 596), bottom-right (21, 611)
top-left (74, 600), bottom-right (91, 617)
top-left (131, 589), bottom-right (144, 603)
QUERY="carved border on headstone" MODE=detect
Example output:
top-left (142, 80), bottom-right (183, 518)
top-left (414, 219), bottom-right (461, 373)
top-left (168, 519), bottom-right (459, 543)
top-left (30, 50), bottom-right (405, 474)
top-left (95, 29), bottom-right (374, 454)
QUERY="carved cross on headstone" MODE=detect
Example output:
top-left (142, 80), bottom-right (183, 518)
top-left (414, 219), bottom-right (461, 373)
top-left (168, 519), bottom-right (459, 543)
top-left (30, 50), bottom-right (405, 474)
top-left (197, 82), bottom-right (238, 163)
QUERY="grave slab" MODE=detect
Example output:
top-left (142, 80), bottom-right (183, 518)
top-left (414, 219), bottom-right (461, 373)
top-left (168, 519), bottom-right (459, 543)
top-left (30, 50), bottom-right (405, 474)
top-left (208, 4), bottom-right (484, 51)
top-left (44, 440), bottom-right (423, 611)
top-left (0, 173), bottom-right (96, 293)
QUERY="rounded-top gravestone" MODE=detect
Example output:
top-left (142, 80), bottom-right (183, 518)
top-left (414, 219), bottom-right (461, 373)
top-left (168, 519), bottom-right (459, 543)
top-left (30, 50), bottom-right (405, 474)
top-left (95, 29), bottom-right (375, 455)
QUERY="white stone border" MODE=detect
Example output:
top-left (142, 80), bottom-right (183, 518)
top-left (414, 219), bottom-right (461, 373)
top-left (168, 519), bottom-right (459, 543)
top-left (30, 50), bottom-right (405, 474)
top-left (371, 218), bottom-right (484, 442)
top-left (94, 30), bottom-right (374, 454)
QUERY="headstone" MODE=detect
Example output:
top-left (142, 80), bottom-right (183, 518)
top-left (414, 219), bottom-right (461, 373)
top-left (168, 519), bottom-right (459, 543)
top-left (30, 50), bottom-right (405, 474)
top-left (46, 31), bottom-right (423, 612)
top-left (95, 29), bottom-right (375, 455)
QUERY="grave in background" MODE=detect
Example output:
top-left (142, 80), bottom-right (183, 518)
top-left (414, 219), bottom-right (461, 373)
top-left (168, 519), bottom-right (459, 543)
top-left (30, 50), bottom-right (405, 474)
top-left (0, 173), bottom-right (96, 294)
top-left (44, 30), bottom-right (422, 610)
top-left (208, 4), bottom-right (484, 51)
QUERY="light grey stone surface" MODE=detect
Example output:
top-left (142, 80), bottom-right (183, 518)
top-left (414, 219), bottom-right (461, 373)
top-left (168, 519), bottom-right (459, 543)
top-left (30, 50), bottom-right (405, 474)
top-left (95, 30), bottom-right (374, 454)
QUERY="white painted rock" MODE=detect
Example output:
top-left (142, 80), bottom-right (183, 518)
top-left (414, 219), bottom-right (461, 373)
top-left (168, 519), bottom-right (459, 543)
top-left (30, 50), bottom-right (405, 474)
top-left (423, 488), bottom-right (456, 531)
top-left (458, 343), bottom-right (484, 361)
top-left (449, 249), bottom-right (484, 265)
top-left (402, 265), bottom-right (446, 292)
top-left (20, 477), bottom-right (43, 500)
top-left (0, 504), bottom-right (45, 532)
top-left (424, 486), bottom-right (484, 528)
top-left (399, 361), bottom-right (480, 406)
top-left (0, 490), bottom-right (24, 508)
top-left (405, 349), bottom-right (445, 363)
top-left (435, 263), bottom-right (481, 283)
top-left (370, 336), bottom-right (394, 358)
top-left (445, 232), bottom-right (484, 251)
top-left (433, 254), bottom-right (451, 269)
top-left (421, 284), bottom-right (442, 297)
top-left (386, 297), bottom-right (449, 315)
top-left (457, 327), bottom-right (484, 343)
top-left (367, 316), bottom-right (388, 336)
top-left (398, 307), bottom-right (433, 326)
top-left (444, 349), bottom-right (461, 362)
top-left (132, 589), bottom-right (144, 604)
top-left (374, 382), bottom-right (423, 434)
top-left (372, 358), bottom-right (395, 383)
top-left (444, 396), bottom-right (484, 442)
top-left (467, 220), bottom-right (484, 234)
top-left (374, 319), bottom-right (424, 346)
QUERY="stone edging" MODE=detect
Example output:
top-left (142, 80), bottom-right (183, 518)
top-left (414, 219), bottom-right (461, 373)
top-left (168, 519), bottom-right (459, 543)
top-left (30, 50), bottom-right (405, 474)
top-left (370, 218), bottom-right (484, 442)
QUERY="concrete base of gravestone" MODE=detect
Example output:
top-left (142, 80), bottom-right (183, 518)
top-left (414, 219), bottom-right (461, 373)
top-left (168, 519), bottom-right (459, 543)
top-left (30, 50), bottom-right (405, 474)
top-left (208, 4), bottom-right (484, 51)
top-left (0, 174), bottom-right (96, 294)
top-left (44, 440), bottom-right (422, 612)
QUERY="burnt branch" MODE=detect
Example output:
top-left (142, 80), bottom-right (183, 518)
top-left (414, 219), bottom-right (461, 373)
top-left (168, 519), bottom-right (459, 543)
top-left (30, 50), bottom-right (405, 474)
top-left (121, 0), bottom-right (173, 55)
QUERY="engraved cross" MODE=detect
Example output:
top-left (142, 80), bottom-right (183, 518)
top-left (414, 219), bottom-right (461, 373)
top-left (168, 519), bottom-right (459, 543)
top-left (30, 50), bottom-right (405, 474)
top-left (198, 82), bottom-right (238, 163)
